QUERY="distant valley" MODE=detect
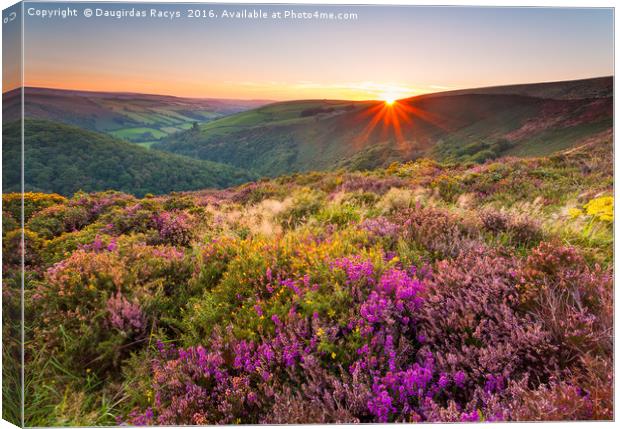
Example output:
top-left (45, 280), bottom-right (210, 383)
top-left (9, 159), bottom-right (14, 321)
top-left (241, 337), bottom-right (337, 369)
top-left (3, 87), bottom-right (271, 147)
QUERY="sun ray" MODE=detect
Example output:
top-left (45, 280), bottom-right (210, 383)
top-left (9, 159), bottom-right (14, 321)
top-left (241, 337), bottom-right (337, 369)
top-left (352, 97), bottom-right (453, 156)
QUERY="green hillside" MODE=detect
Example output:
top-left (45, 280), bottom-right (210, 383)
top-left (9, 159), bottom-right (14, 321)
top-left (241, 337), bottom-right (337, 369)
top-left (154, 77), bottom-right (612, 176)
top-left (2, 87), bottom-right (270, 146)
top-left (2, 120), bottom-right (255, 196)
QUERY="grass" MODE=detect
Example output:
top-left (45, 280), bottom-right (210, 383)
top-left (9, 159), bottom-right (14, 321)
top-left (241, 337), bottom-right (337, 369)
top-left (110, 127), bottom-right (167, 141)
top-left (505, 120), bottom-right (612, 157)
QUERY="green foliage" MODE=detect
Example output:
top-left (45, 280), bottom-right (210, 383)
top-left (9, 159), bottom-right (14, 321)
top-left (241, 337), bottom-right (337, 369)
top-left (2, 192), bottom-right (67, 222)
top-left (278, 188), bottom-right (326, 227)
top-left (2, 120), bottom-right (255, 197)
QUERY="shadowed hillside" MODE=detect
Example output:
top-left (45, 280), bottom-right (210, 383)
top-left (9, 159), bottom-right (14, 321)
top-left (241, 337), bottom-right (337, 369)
top-left (2, 119), bottom-right (255, 196)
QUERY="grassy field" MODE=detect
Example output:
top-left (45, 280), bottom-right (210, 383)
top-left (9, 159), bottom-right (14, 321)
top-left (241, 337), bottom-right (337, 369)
top-left (110, 127), bottom-right (168, 141)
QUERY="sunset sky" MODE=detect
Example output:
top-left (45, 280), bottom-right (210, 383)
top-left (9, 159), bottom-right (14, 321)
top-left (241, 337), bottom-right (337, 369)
top-left (8, 3), bottom-right (615, 100)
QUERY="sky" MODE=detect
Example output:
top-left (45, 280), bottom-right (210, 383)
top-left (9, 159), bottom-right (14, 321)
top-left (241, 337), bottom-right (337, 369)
top-left (7, 2), bottom-right (615, 100)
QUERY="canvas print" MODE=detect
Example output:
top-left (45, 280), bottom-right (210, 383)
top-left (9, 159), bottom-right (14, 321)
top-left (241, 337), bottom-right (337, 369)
top-left (1, 2), bottom-right (614, 426)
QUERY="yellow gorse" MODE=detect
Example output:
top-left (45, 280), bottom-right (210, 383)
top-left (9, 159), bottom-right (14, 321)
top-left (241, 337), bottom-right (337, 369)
top-left (584, 196), bottom-right (613, 222)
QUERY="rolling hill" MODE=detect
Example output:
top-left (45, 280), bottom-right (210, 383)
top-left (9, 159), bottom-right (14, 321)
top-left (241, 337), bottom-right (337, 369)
top-left (154, 76), bottom-right (612, 176)
top-left (2, 87), bottom-right (271, 147)
top-left (2, 119), bottom-right (255, 196)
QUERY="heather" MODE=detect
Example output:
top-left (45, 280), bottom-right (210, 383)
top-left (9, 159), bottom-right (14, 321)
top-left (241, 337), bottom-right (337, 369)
top-left (2, 138), bottom-right (613, 425)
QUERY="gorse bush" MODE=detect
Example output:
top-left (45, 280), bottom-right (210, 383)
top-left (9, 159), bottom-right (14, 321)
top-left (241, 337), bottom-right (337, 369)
top-left (4, 141), bottom-right (613, 425)
top-left (584, 196), bottom-right (613, 222)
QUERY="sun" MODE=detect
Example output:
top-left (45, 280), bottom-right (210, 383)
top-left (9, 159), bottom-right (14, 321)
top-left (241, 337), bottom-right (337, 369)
top-left (384, 97), bottom-right (396, 106)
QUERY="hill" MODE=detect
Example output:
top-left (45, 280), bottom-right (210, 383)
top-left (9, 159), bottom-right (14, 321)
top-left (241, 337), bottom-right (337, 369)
top-left (2, 119), bottom-right (255, 196)
top-left (416, 76), bottom-right (613, 100)
top-left (2, 87), bottom-right (271, 147)
top-left (154, 77), bottom-right (612, 176)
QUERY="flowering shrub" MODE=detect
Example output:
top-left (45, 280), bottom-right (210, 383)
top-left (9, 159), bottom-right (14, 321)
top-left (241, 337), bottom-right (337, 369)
top-left (2, 211), bottom-right (18, 234)
top-left (418, 248), bottom-right (555, 391)
top-left (3, 229), bottom-right (45, 268)
top-left (584, 196), bottom-right (613, 222)
top-left (106, 293), bottom-right (146, 336)
top-left (11, 143), bottom-right (613, 425)
top-left (336, 175), bottom-right (407, 195)
top-left (517, 242), bottom-right (612, 364)
top-left (398, 204), bottom-right (480, 259)
top-left (479, 208), bottom-right (543, 246)
top-left (2, 192), bottom-right (66, 221)
top-left (278, 188), bottom-right (325, 228)
top-left (152, 210), bottom-right (194, 246)
top-left (27, 204), bottom-right (91, 239)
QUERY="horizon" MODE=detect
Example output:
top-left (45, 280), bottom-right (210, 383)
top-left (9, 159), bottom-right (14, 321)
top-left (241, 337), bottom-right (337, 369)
top-left (3, 3), bottom-right (613, 100)
top-left (4, 74), bottom-right (613, 103)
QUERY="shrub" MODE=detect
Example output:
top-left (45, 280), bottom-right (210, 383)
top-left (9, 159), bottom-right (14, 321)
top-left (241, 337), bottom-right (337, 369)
top-left (2, 192), bottom-right (66, 222)
top-left (103, 203), bottom-right (156, 235)
top-left (431, 174), bottom-right (463, 203)
top-left (376, 188), bottom-right (414, 213)
top-left (417, 247), bottom-right (556, 393)
top-left (27, 204), bottom-right (91, 239)
top-left (517, 242), bottom-right (612, 365)
top-left (278, 188), bottom-right (325, 228)
top-left (32, 242), bottom-right (194, 374)
top-left (398, 204), bottom-right (480, 259)
top-left (506, 354), bottom-right (612, 422)
top-left (316, 203), bottom-right (360, 226)
top-left (152, 211), bottom-right (194, 247)
top-left (583, 196), bottom-right (613, 222)
top-left (336, 175), bottom-right (406, 195)
top-left (2, 211), bottom-right (18, 234)
top-left (3, 229), bottom-right (45, 268)
top-left (358, 217), bottom-right (400, 248)
top-left (106, 293), bottom-right (146, 336)
top-left (479, 208), bottom-right (543, 247)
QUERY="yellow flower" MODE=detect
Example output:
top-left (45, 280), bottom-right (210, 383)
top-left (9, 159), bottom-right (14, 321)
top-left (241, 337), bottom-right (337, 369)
top-left (584, 196), bottom-right (613, 222)
top-left (568, 208), bottom-right (583, 219)
top-left (316, 328), bottom-right (325, 337)
top-left (331, 352), bottom-right (336, 359)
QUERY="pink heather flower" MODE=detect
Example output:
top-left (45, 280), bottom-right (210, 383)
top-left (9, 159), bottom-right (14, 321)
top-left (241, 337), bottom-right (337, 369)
top-left (460, 410), bottom-right (480, 422)
top-left (107, 238), bottom-right (117, 252)
top-left (454, 371), bottom-right (466, 388)
top-left (106, 293), bottom-right (145, 334)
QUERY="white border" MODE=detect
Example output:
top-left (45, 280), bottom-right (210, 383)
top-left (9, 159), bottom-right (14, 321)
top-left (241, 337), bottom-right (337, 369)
top-left (0, 1), bottom-right (617, 429)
